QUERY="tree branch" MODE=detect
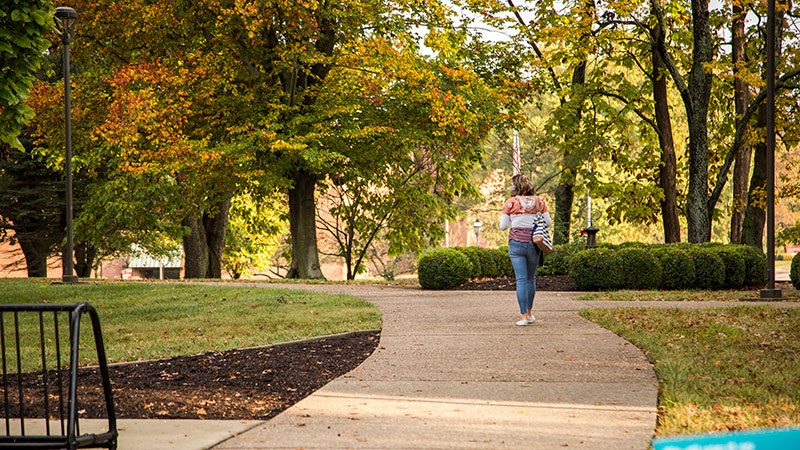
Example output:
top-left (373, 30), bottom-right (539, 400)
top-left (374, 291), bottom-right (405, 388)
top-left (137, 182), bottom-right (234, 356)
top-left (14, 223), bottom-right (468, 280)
top-left (594, 90), bottom-right (660, 138)
top-left (707, 67), bottom-right (800, 215)
top-left (506, 0), bottom-right (564, 95)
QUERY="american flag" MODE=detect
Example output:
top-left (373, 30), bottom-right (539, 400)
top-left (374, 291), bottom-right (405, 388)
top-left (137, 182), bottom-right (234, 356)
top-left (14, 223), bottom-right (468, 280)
top-left (512, 130), bottom-right (520, 175)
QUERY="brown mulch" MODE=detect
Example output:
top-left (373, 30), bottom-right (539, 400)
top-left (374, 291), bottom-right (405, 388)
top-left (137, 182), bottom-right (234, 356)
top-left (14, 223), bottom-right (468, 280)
top-left (458, 274), bottom-right (577, 291)
top-left (3, 331), bottom-right (380, 421)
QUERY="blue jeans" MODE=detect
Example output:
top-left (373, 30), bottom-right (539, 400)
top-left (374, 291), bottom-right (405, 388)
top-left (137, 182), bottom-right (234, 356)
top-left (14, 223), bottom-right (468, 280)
top-left (508, 240), bottom-right (539, 315)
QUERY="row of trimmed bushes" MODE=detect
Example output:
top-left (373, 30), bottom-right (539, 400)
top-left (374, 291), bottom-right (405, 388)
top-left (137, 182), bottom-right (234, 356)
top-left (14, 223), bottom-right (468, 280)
top-left (418, 242), bottom-right (768, 291)
top-left (417, 246), bottom-right (513, 290)
top-left (568, 243), bottom-right (765, 291)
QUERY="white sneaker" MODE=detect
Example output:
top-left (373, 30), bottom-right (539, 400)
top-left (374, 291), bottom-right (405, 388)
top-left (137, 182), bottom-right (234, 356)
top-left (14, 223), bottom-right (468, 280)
top-left (516, 319), bottom-right (529, 326)
top-left (527, 315), bottom-right (536, 323)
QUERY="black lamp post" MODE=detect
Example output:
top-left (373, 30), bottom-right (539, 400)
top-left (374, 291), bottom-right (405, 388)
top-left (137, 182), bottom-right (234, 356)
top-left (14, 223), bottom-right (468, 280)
top-left (761, 0), bottom-right (781, 299)
top-left (583, 165), bottom-right (599, 248)
top-left (55, 7), bottom-right (79, 284)
top-left (473, 219), bottom-right (482, 247)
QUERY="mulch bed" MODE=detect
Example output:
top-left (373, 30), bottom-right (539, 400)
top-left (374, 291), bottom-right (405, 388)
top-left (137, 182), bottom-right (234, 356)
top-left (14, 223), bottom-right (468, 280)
top-left (3, 331), bottom-right (380, 421)
top-left (458, 274), bottom-right (577, 291)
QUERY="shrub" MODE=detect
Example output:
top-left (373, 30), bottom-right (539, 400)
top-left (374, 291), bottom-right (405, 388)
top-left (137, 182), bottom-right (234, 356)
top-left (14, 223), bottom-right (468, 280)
top-left (650, 246), bottom-right (695, 290)
top-left (731, 245), bottom-right (767, 286)
top-left (478, 247), bottom-right (502, 278)
top-left (544, 240), bottom-right (585, 275)
top-left (688, 248), bottom-right (725, 290)
top-left (494, 247), bottom-right (515, 278)
top-left (456, 247), bottom-right (482, 279)
top-left (792, 253), bottom-right (800, 290)
top-left (568, 248), bottom-right (623, 291)
top-left (713, 246), bottom-right (746, 288)
top-left (616, 248), bottom-right (662, 290)
top-left (418, 248), bottom-right (472, 290)
top-left (618, 241), bottom-right (647, 249)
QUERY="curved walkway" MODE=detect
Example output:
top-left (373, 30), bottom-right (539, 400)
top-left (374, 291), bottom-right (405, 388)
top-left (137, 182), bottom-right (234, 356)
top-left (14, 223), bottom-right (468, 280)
top-left (215, 286), bottom-right (659, 449)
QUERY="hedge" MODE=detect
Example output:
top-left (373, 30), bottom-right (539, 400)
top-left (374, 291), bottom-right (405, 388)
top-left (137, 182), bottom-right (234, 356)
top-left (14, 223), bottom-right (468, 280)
top-left (650, 246), bottom-right (695, 290)
top-left (617, 247), bottom-right (662, 290)
top-left (540, 240), bottom-right (585, 276)
top-left (569, 247), bottom-right (623, 291)
top-left (714, 246), bottom-right (746, 288)
top-left (455, 247), bottom-right (482, 279)
top-left (731, 245), bottom-right (767, 286)
top-left (417, 242), bottom-right (769, 291)
top-left (792, 253), bottom-right (800, 290)
top-left (418, 248), bottom-right (472, 290)
top-left (495, 247), bottom-right (515, 278)
top-left (689, 247), bottom-right (725, 290)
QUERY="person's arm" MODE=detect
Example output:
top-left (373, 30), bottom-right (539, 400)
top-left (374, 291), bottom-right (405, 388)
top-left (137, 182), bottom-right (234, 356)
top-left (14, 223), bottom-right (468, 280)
top-left (539, 197), bottom-right (553, 227)
top-left (541, 212), bottom-right (553, 228)
top-left (500, 214), bottom-right (510, 230)
top-left (500, 198), bottom-right (515, 230)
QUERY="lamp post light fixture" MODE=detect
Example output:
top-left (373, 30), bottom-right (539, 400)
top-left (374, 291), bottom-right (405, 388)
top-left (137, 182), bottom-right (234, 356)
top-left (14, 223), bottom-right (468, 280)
top-left (55, 6), bottom-right (79, 284)
top-left (473, 219), bottom-right (482, 247)
top-left (583, 165), bottom-right (599, 248)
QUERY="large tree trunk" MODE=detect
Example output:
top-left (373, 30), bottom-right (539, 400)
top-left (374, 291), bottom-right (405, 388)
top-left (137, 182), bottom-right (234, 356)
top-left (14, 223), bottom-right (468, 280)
top-left (730, 1), bottom-right (751, 244)
top-left (74, 241), bottom-right (96, 278)
top-left (553, 61), bottom-right (587, 245)
top-left (183, 215), bottom-right (209, 278)
top-left (204, 195), bottom-right (232, 279)
top-left (685, 0), bottom-right (714, 242)
top-left (17, 233), bottom-right (50, 278)
top-left (286, 170), bottom-right (325, 279)
top-left (651, 10), bottom-right (680, 243)
top-left (741, 109), bottom-right (766, 249)
top-left (182, 193), bottom-right (233, 279)
top-left (741, 3), bottom-right (785, 250)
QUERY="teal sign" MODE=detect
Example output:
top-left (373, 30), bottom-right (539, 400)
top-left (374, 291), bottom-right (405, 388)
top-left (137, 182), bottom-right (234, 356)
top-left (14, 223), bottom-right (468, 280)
top-left (652, 427), bottom-right (800, 450)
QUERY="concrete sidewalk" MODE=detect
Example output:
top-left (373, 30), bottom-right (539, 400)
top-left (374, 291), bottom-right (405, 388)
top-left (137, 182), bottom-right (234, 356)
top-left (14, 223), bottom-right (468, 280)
top-left (212, 286), bottom-right (658, 449)
top-left (98, 285), bottom-right (798, 449)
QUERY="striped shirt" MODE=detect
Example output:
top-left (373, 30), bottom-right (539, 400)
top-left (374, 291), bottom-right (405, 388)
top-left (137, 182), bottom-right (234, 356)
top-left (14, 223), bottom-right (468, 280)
top-left (499, 196), bottom-right (553, 243)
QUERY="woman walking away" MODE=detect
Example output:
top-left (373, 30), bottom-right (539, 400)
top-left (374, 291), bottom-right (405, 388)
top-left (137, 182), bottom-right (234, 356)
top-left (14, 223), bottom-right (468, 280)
top-left (499, 174), bottom-right (552, 326)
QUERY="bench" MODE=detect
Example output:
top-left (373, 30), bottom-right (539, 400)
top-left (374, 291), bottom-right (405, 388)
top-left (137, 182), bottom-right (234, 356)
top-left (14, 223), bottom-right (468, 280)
top-left (0, 303), bottom-right (118, 449)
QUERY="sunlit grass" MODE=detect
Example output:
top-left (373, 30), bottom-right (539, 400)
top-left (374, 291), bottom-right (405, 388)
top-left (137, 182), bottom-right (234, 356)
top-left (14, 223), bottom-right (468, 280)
top-left (0, 279), bottom-right (381, 366)
top-left (581, 306), bottom-right (800, 435)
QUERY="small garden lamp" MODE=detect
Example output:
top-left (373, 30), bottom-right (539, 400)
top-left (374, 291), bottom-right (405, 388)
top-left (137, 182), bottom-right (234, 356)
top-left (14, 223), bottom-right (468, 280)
top-left (55, 6), bottom-right (79, 284)
top-left (473, 219), bottom-right (482, 247)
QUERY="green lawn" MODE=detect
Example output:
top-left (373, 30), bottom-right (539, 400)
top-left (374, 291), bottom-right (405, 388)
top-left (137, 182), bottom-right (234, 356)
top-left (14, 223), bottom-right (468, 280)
top-left (581, 306), bottom-right (800, 436)
top-left (0, 279), bottom-right (381, 366)
top-left (576, 290), bottom-right (754, 302)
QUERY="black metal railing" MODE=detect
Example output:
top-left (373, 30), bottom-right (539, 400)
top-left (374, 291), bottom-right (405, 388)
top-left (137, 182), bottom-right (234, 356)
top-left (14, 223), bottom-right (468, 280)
top-left (0, 303), bottom-right (117, 449)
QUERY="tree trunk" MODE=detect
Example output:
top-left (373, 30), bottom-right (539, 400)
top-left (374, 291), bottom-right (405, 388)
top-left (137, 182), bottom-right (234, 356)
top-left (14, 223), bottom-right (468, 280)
top-left (17, 234), bottom-right (50, 278)
top-left (204, 193), bottom-right (232, 279)
top-left (730, 1), bottom-right (751, 244)
top-left (182, 215), bottom-right (208, 278)
top-left (651, 11), bottom-right (680, 243)
top-left (553, 61), bottom-right (587, 245)
top-left (742, 122), bottom-right (766, 249)
top-left (286, 170), bottom-right (325, 279)
top-left (741, 2), bottom-right (784, 250)
top-left (74, 241), bottom-right (96, 278)
top-left (685, 0), bottom-right (714, 242)
top-left (182, 193), bottom-right (233, 279)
